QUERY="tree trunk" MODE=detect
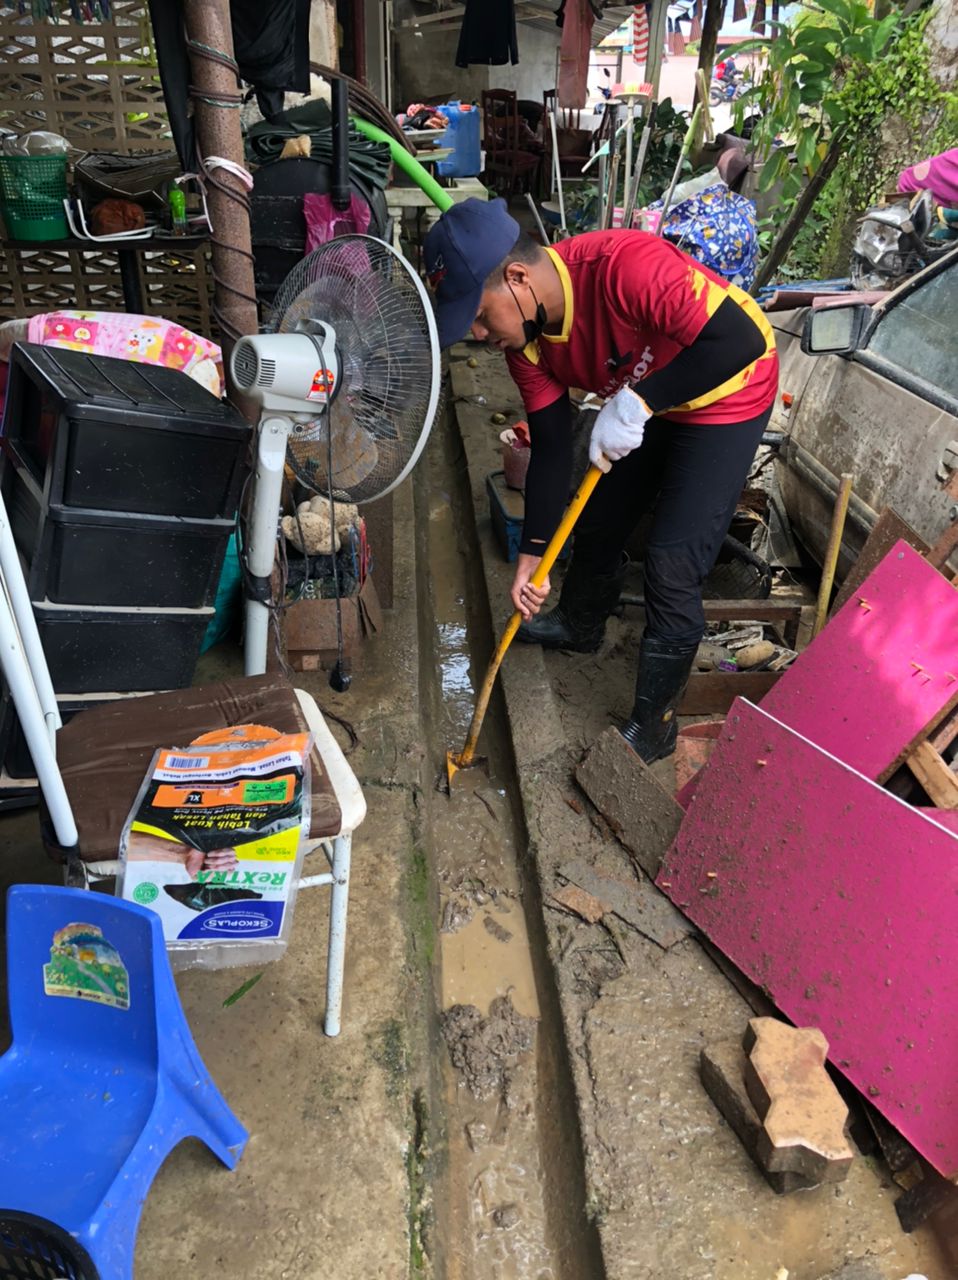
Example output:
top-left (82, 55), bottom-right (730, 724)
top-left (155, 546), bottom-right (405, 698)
top-left (694, 0), bottom-right (728, 110)
top-left (182, 0), bottom-right (259, 365)
top-left (752, 129), bottom-right (845, 293)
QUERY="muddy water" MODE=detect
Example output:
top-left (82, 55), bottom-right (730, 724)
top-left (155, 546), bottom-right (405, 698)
top-left (414, 421), bottom-right (603, 1279)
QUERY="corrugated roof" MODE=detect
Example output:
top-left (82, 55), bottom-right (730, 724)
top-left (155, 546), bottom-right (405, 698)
top-left (516, 3), bottom-right (638, 42)
top-left (401, 1), bottom-right (642, 43)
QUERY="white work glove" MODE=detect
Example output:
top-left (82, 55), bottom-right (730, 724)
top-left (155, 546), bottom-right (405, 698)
top-left (588, 385), bottom-right (652, 474)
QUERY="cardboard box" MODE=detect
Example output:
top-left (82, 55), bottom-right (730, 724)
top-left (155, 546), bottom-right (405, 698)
top-left (285, 575), bottom-right (382, 672)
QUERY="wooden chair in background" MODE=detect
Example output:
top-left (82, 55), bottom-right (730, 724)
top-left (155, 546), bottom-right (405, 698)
top-left (481, 88), bottom-right (540, 199)
top-left (542, 88), bottom-right (597, 183)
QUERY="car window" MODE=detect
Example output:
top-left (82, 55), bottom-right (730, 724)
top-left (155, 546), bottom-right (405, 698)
top-left (867, 266), bottom-right (958, 400)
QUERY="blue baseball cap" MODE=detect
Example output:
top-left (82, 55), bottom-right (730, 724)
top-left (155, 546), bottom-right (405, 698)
top-left (423, 198), bottom-right (521, 349)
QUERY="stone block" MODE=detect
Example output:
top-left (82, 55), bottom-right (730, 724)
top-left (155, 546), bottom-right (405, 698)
top-left (699, 1038), bottom-right (819, 1195)
top-left (744, 1016), bottom-right (854, 1184)
top-left (575, 726), bottom-right (685, 880)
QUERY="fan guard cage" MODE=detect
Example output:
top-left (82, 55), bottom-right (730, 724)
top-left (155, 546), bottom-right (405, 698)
top-left (268, 235), bottom-right (441, 504)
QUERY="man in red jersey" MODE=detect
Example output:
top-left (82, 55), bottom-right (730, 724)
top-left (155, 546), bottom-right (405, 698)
top-left (424, 198), bottom-right (778, 763)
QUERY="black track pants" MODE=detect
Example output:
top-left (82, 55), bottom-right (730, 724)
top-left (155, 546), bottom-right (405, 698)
top-left (571, 407), bottom-right (772, 646)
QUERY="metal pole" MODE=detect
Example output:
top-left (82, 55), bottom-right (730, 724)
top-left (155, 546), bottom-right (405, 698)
top-left (647, 0), bottom-right (670, 99)
top-left (597, 151), bottom-right (608, 232)
top-left (623, 100), bottom-right (656, 228)
top-left (814, 473), bottom-right (854, 637)
top-left (604, 148), bottom-right (621, 229)
top-left (525, 193), bottom-right (550, 244)
top-left (0, 492), bottom-right (59, 740)
top-left (245, 416), bottom-right (293, 676)
top-left (548, 104), bottom-right (567, 235)
top-left (0, 495), bottom-right (76, 848)
top-left (655, 103), bottom-right (701, 235)
top-left (623, 97), bottom-right (635, 214)
top-left (182, 0), bottom-right (259, 364)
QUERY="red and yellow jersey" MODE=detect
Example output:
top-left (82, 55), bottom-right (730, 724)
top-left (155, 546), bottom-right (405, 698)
top-left (506, 230), bottom-right (778, 424)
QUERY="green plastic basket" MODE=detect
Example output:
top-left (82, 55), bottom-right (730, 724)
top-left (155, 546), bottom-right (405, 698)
top-left (0, 154), bottom-right (68, 242)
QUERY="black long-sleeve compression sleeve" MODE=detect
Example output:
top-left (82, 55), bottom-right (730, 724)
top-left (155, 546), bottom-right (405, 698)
top-left (638, 296), bottom-right (767, 414)
top-left (518, 392), bottom-right (573, 555)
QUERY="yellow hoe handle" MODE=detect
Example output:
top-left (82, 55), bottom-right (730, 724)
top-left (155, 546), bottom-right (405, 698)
top-left (452, 463), bottom-right (604, 772)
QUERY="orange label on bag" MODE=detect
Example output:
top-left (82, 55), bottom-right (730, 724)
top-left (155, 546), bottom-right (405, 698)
top-left (153, 775), bottom-right (294, 808)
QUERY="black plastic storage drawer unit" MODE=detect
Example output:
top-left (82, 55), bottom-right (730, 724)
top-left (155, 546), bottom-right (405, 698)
top-left (33, 602), bottom-right (214, 693)
top-left (4, 460), bottom-right (234, 609)
top-left (1, 343), bottom-right (251, 518)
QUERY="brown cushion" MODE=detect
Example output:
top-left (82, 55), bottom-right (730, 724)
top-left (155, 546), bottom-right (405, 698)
top-left (47, 675), bottom-right (343, 862)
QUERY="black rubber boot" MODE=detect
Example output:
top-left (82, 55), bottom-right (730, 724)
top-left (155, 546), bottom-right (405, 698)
top-left (619, 634), bottom-right (699, 763)
top-left (516, 554), bottom-right (627, 652)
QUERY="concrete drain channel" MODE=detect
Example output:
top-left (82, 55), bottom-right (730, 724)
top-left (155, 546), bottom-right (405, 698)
top-left (412, 416), bottom-right (603, 1279)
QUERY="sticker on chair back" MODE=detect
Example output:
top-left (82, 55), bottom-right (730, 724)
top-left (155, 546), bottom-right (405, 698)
top-left (43, 923), bottom-right (130, 1010)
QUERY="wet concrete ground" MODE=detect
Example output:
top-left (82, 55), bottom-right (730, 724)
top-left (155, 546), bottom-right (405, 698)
top-left (449, 344), bottom-right (955, 1280)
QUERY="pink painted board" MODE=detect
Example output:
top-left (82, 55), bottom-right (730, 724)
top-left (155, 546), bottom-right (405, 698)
top-left (657, 698), bottom-right (958, 1177)
top-left (761, 541), bottom-right (958, 780)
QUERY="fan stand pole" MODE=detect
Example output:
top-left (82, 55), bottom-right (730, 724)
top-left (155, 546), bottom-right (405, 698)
top-left (245, 416), bottom-right (293, 676)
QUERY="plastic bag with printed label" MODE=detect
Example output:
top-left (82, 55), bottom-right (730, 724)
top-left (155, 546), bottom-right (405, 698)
top-left (118, 724), bottom-right (313, 970)
top-left (304, 191), bottom-right (371, 252)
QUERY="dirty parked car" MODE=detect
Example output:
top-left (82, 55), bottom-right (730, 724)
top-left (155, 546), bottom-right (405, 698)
top-left (767, 243), bottom-right (958, 576)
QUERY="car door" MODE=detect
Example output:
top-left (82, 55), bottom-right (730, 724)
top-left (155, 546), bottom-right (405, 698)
top-left (777, 251), bottom-right (958, 571)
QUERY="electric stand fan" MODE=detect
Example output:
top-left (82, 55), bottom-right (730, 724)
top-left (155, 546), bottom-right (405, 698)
top-left (230, 235), bottom-right (441, 683)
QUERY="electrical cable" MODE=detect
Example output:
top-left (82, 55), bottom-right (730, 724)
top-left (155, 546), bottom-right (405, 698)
top-left (315, 330), bottom-right (351, 693)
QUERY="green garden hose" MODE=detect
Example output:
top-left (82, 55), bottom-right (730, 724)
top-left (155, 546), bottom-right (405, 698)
top-left (352, 117), bottom-right (454, 213)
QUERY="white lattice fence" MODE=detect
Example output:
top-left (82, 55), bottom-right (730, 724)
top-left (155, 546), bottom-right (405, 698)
top-left (1, 242), bottom-right (215, 334)
top-left (0, 0), bottom-right (169, 152)
top-left (0, 3), bottom-right (217, 334)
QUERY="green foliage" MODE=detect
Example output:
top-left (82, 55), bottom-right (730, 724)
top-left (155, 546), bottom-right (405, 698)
top-left (633, 97), bottom-right (693, 207)
top-left (835, 5), bottom-right (958, 192)
top-left (734, 0), bottom-right (903, 204)
top-left (775, 174), bottom-right (848, 279)
top-left (737, 0), bottom-right (957, 278)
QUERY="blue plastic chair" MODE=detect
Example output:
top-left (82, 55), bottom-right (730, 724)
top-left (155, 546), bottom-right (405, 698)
top-left (0, 885), bottom-right (247, 1280)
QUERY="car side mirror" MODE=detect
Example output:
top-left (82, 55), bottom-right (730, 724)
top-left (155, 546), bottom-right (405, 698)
top-left (800, 303), bottom-right (870, 357)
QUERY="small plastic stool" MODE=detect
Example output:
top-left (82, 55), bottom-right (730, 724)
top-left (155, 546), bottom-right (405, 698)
top-left (0, 885), bottom-right (247, 1280)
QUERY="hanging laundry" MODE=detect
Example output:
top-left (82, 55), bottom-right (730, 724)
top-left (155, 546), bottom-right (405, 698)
top-left (733, 0), bottom-right (747, 22)
top-left (558, 0), bottom-right (594, 109)
top-left (752, 0), bottom-right (767, 34)
top-left (456, 0), bottom-right (518, 68)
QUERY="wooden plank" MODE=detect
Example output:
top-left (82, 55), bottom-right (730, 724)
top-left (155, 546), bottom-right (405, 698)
top-left (928, 516), bottom-right (958, 573)
top-left (831, 507), bottom-right (928, 616)
top-left (702, 599), bottom-right (803, 623)
top-left (929, 705), bottom-right (958, 755)
top-left (657, 699), bottom-right (958, 1179)
top-left (906, 740), bottom-right (958, 809)
top-left (762, 541), bottom-right (958, 784)
top-left (896, 1171), bottom-right (958, 1233)
top-left (678, 670), bottom-right (782, 716)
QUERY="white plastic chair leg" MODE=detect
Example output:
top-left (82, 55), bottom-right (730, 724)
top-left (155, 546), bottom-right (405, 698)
top-left (324, 832), bottom-right (352, 1037)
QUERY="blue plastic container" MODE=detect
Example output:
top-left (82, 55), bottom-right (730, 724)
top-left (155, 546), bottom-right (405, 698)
top-left (486, 471), bottom-right (572, 564)
top-left (434, 102), bottom-right (481, 179)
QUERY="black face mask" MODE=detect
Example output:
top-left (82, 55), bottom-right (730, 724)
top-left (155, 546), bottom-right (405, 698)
top-left (507, 281), bottom-right (547, 345)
